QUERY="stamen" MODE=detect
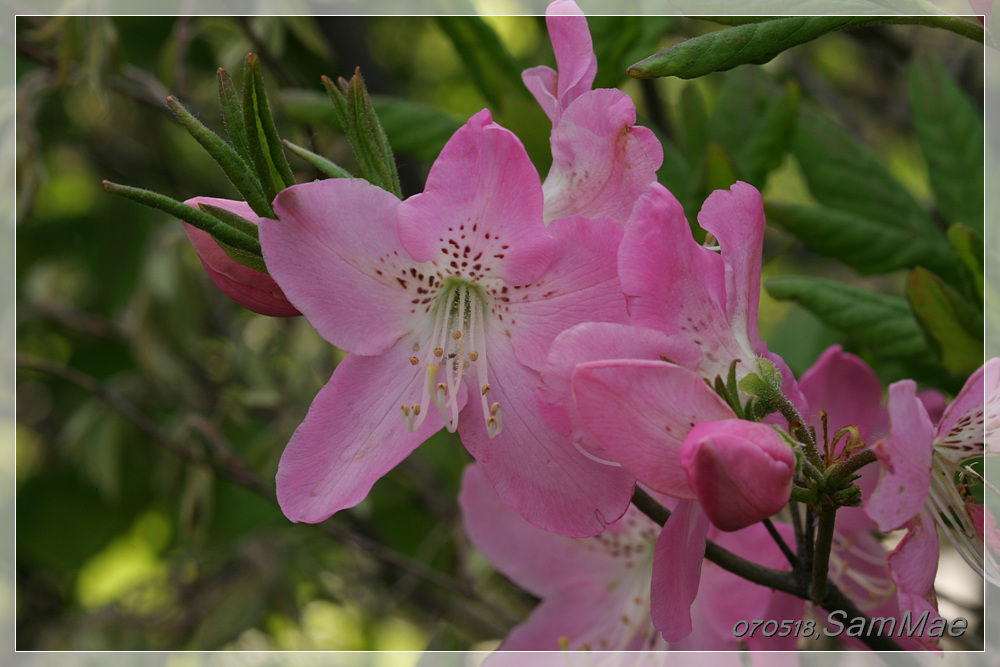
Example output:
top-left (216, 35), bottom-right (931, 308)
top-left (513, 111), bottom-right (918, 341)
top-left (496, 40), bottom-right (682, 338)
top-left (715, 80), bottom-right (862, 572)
top-left (434, 347), bottom-right (444, 357)
top-left (469, 351), bottom-right (479, 362)
top-left (481, 384), bottom-right (490, 396)
top-left (572, 441), bottom-right (623, 467)
top-left (453, 330), bottom-right (462, 340)
top-left (409, 356), bottom-right (419, 365)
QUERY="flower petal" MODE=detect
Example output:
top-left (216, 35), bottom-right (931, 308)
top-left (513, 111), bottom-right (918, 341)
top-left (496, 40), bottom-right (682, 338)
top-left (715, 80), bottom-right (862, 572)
top-left (886, 510), bottom-right (941, 648)
top-left (522, 65), bottom-right (559, 121)
top-left (546, 0), bottom-right (597, 111)
top-left (866, 380), bottom-right (935, 532)
top-left (696, 181), bottom-right (766, 358)
top-left (461, 331), bottom-right (635, 537)
top-left (650, 500), bottom-right (710, 642)
top-left (505, 215), bottom-right (629, 372)
top-left (182, 197), bottom-right (299, 317)
top-left (397, 109), bottom-right (554, 287)
top-left (262, 178), bottom-right (427, 355)
top-left (934, 361), bottom-right (987, 465)
top-left (542, 89), bottom-right (663, 224)
top-left (619, 184), bottom-right (746, 379)
top-left (276, 335), bottom-right (461, 523)
top-left (537, 322), bottom-right (702, 445)
top-left (572, 360), bottom-right (735, 499)
top-left (799, 345), bottom-right (883, 444)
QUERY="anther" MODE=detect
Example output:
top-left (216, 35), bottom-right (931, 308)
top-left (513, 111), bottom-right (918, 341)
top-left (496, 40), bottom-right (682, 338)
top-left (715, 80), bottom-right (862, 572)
top-left (434, 347), bottom-right (444, 357)
top-left (412, 404), bottom-right (421, 416)
top-left (401, 404), bottom-right (410, 417)
top-left (409, 356), bottom-right (419, 365)
top-left (469, 351), bottom-right (479, 362)
top-left (482, 384), bottom-right (490, 396)
top-left (452, 330), bottom-right (462, 340)
top-left (487, 417), bottom-right (499, 437)
top-left (491, 402), bottom-right (501, 416)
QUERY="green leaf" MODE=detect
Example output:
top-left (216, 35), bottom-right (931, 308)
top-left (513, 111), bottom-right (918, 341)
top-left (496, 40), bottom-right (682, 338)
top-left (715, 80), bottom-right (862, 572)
top-left (282, 139), bottom-right (352, 179)
top-left (627, 16), bottom-right (876, 79)
top-left (165, 96), bottom-right (273, 217)
top-left (908, 54), bottom-right (984, 235)
top-left (590, 16), bottom-right (675, 89)
top-left (766, 202), bottom-right (960, 279)
top-left (246, 53), bottom-right (296, 190)
top-left (948, 223), bottom-right (984, 302)
top-left (679, 82), bottom-right (709, 164)
top-left (435, 16), bottom-right (527, 110)
top-left (102, 181), bottom-right (262, 256)
top-left (241, 54), bottom-right (279, 203)
top-left (906, 267), bottom-right (983, 376)
top-left (791, 105), bottom-right (940, 239)
top-left (321, 72), bottom-right (402, 197)
top-left (216, 67), bottom-right (251, 166)
top-left (766, 277), bottom-right (932, 360)
top-left (734, 79), bottom-right (799, 186)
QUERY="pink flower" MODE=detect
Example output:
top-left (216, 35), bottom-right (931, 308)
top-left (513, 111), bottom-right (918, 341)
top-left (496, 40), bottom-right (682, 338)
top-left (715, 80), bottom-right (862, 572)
top-left (524, 0), bottom-right (663, 224)
top-left (620, 182), bottom-right (803, 410)
top-left (680, 420), bottom-right (795, 532)
top-left (458, 463), bottom-right (801, 654)
top-left (182, 197), bottom-right (300, 317)
top-left (258, 109), bottom-right (634, 537)
top-left (865, 361), bottom-right (991, 576)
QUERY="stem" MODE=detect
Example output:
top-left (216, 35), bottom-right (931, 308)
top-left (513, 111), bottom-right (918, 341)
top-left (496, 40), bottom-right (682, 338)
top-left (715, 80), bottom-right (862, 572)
top-left (828, 448), bottom-right (878, 486)
top-left (811, 511), bottom-right (837, 604)
top-left (631, 488), bottom-right (909, 652)
top-left (774, 391), bottom-right (824, 470)
top-left (763, 518), bottom-right (797, 567)
top-left (892, 15), bottom-right (985, 43)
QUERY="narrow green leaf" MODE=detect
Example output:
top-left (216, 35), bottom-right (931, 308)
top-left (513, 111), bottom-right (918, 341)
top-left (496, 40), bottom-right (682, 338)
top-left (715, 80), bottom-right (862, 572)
top-left (282, 139), bottom-right (352, 179)
top-left (765, 203), bottom-right (959, 280)
top-left (765, 277), bottom-right (932, 360)
top-left (241, 54), bottom-right (278, 204)
top-left (102, 181), bottom-right (262, 256)
top-left (368, 96), bottom-right (464, 163)
top-left (435, 16), bottom-right (526, 109)
top-left (163, 97), bottom-right (272, 217)
top-left (321, 74), bottom-right (350, 132)
top-left (627, 17), bottom-right (875, 79)
top-left (907, 267), bottom-right (983, 376)
top-left (247, 53), bottom-right (296, 190)
top-left (217, 67), bottom-right (251, 165)
top-left (948, 223), bottom-right (984, 302)
top-left (347, 72), bottom-right (401, 197)
top-left (197, 202), bottom-right (260, 240)
top-left (908, 54), bottom-right (984, 235)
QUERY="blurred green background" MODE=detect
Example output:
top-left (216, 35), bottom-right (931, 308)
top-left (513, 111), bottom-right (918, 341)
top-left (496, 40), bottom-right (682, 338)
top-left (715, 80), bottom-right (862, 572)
top-left (15, 14), bottom-right (984, 651)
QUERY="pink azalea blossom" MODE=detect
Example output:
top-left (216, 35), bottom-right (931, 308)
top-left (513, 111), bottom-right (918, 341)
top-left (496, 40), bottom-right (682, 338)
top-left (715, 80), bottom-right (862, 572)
top-left (865, 360), bottom-right (994, 612)
top-left (524, 0), bottom-right (663, 224)
top-left (182, 197), bottom-right (300, 317)
top-left (619, 182), bottom-right (803, 410)
top-left (258, 109), bottom-right (634, 537)
top-left (459, 463), bottom-right (801, 655)
top-left (680, 420), bottom-right (795, 532)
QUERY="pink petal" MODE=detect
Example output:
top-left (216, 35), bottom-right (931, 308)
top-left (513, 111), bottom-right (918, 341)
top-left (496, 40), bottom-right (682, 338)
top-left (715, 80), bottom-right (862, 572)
top-left (696, 181), bottom-right (766, 357)
top-left (537, 322), bottom-right (701, 445)
top-left (865, 380), bottom-right (935, 532)
top-left (542, 89), bottom-right (663, 224)
top-left (545, 0), bottom-right (597, 115)
top-left (620, 185), bottom-right (750, 380)
top-left (522, 65), bottom-right (559, 122)
top-left (460, 331), bottom-right (635, 537)
top-left (182, 197), bottom-right (300, 317)
top-left (680, 420), bottom-right (794, 532)
top-left (572, 360), bottom-right (735, 499)
top-left (262, 179), bottom-right (426, 355)
top-left (799, 345), bottom-right (884, 444)
top-left (987, 358), bottom-right (1000, 455)
top-left (886, 510), bottom-right (941, 647)
top-left (934, 361), bottom-right (986, 465)
top-left (275, 335), bottom-right (460, 523)
top-left (650, 500), bottom-right (710, 642)
top-left (504, 215), bottom-right (629, 372)
top-left (459, 464), bottom-right (651, 599)
top-left (397, 109), bottom-right (554, 287)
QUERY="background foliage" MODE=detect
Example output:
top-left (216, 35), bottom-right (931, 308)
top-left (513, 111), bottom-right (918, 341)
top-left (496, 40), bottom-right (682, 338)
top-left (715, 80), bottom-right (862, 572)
top-left (15, 14), bottom-right (984, 650)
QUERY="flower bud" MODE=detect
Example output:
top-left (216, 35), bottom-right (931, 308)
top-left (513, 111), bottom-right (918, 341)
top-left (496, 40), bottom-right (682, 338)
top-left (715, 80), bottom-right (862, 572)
top-left (680, 420), bottom-right (795, 531)
top-left (183, 197), bottom-right (300, 317)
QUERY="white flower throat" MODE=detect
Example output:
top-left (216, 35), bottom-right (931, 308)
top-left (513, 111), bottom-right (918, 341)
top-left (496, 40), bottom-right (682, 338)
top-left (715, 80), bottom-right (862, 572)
top-left (400, 279), bottom-right (501, 437)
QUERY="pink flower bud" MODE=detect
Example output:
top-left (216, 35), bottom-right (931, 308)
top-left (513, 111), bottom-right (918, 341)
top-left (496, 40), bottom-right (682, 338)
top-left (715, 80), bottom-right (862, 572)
top-left (183, 197), bottom-right (300, 317)
top-left (680, 420), bottom-right (795, 532)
